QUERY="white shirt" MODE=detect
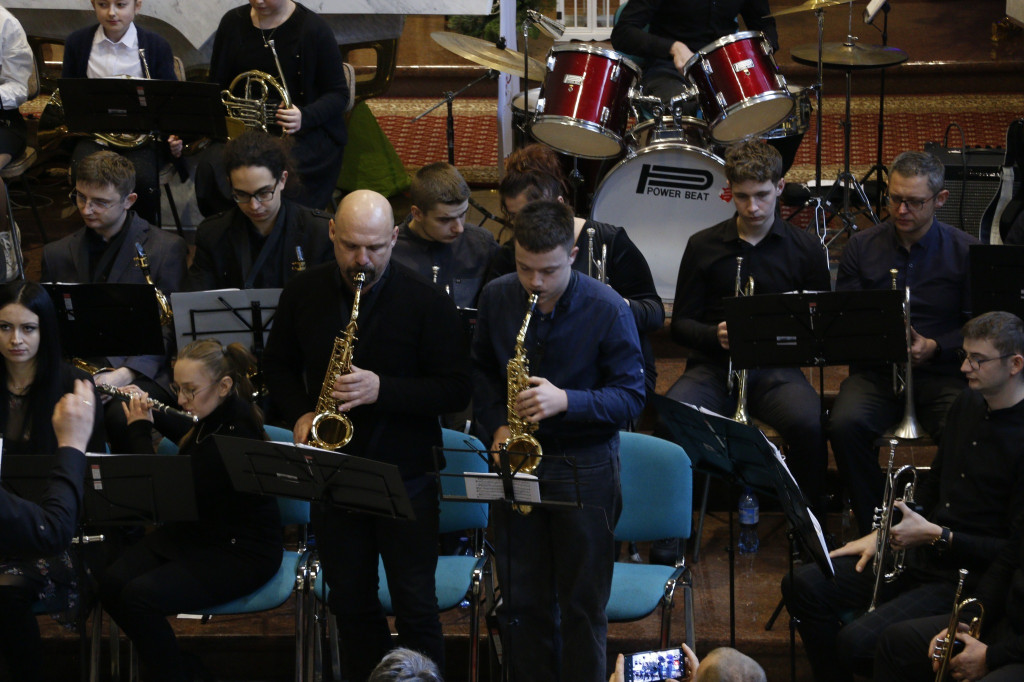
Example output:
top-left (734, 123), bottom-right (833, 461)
top-left (87, 23), bottom-right (143, 79)
top-left (0, 7), bottom-right (31, 110)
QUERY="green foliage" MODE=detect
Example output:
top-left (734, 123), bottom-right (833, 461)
top-left (447, 0), bottom-right (556, 43)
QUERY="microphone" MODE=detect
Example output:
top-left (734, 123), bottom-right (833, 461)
top-left (526, 8), bottom-right (565, 39)
top-left (864, 0), bottom-right (889, 24)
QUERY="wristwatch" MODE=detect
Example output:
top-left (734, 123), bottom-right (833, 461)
top-left (932, 526), bottom-right (951, 551)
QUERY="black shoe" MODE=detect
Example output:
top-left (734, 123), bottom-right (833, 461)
top-left (649, 538), bottom-right (681, 566)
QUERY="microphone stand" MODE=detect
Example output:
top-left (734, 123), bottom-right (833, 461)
top-left (414, 69), bottom-right (500, 165)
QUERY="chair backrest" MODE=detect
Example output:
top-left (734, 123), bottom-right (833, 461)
top-left (173, 56), bottom-right (185, 82)
top-left (342, 62), bottom-right (356, 113)
top-left (438, 428), bottom-right (489, 534)
top-left (27, 51), bottom-right (39, 100)
top-left (614, 431), bottom-right (693, 543)
top-left (264, 425), bottom-right (293, 442)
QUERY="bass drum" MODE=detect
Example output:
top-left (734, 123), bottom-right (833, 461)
top-left (590, 143), bottom-right (735, 301)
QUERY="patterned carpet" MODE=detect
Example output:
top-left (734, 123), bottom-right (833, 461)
top-left (369, 93), bottom-right (1024, 185)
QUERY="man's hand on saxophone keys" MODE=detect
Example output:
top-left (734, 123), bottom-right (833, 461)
top-left (516, 376), bottom-right (568, 422)
top-left (829, 530), bottom-right (878, 573)
top-left (329, 365), bottom-right (380, 410)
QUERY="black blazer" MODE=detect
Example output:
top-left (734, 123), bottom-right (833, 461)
top-left (40, 213), bottom-right (188, 385)
top-left (186, 200), bottom-right (333, 291)
top-left (262, 262), bottom-right (472, 479)
top-left (0, 447), bottom-right (87, 558)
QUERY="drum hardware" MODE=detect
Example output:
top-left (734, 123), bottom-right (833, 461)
top-left (932, 569), bottom-right (984, 682)
top-left (430, 31), bottom-right (546, 81)
top-left (859, 1), bottom-right (895, 215)
top-left (868, 438), bottom-right (917, 611)
top-left (767, 0), bottom-right (852, 18)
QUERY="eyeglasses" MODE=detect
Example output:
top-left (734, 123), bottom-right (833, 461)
top-left (69, 190), bottom-right (120, 211)
top-left (230, 183), bottom-right (280, 205)
top-left (955, 348), bottom-right (1016, 371)
top-left (169, 382), bottom-right (216, 401)
top-left (884, 191), bottom-right (940, 212)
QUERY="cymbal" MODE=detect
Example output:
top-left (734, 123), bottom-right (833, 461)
top-left (790, 42), bottom-right (909, 69)
top-left (766, 0), bottom-right (852, 18)
top-left (432, 31), bottom-right (547, 80)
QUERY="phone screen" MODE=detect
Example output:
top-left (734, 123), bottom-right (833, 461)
top-left (623, 647), bottom-right (687, 681)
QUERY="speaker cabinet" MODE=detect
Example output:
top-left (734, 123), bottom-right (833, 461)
top-left (923, 144), bottom-right (1005, 238)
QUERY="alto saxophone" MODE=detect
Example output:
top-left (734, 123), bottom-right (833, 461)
top-left (504, 294), bottom-right (543, 514)
top-left (310, 272), bottom-right (365, 450)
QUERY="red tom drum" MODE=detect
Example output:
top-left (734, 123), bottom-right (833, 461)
top-left (531, 44), bottom-right (641, 160)
top-left (683, 31), bottom-right (793, 144)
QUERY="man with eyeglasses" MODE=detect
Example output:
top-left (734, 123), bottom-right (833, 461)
top-left (41, 150), bottom-right (187, 452)
top-left (783, 311), bottom-right (1024, 682)
top-left (829, 150), bottom-right (980, 538)
top-left (186, 130), bottom-right (333, 291)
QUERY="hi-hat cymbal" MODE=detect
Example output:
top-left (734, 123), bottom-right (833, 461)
top-left (766, 0), bottom-right (852, 18)
top-left (432, 31), bottom-right (547, 79)
top-left (791, 42), bottom-right (909, 69)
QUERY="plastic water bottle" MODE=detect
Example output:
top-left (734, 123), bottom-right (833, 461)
top-left (738, 487), bottom-right (760, 554)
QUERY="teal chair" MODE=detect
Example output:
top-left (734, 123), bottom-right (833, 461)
top-left (136, 428), bottom-right (313, 682)
top-left (311, 428), bottom-right (491, 682)
top-left (607, 431), bottom-right (695, 650)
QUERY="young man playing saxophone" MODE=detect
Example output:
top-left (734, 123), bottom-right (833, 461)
top-left (262, 189), bottom-right (471, 681)
top-left (472, 200), bottom-right (645, 682)
top-left (783, 311), bottom-right (1024, 682)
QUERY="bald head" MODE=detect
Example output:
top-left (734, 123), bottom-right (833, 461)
top-left (329, 190), bottom-right (398, 291)
top-left (694, 648), bottom-right (765, 682)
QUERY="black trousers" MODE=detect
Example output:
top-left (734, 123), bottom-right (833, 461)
top-left (874, 613), bottom-right (1024, 682)
top-left (315, 482), bottom-right (442, 682)
top-left (828, 368), bottom-right (965, 534)
top-left (99, 530), bottom-right (280, 682)
top-left (782, 556), bottom-right (956, 682)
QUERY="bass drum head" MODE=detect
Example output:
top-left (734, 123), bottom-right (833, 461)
top-left (590, 143), bottom-right (734, 302)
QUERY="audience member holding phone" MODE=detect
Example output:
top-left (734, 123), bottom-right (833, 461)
top-left (610, 645), bottom-right (766, 682)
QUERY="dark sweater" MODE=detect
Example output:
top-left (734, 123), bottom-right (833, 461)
top-left (62, 24), bottom-right (176, 80)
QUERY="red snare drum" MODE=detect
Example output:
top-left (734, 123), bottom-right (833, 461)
top-left (531, 44), bottom-right (641, 160)
top-left (683, 31), bottom-right (793, 144)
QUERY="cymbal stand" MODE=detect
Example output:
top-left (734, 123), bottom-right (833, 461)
top-left (812, 9), bottom-right (826, 190)
top-left (860, 2), bottom-right (892, 216)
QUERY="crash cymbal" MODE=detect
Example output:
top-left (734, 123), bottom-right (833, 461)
top-left (432, 31), bottom-right (547, 79)
top-left (791, 42), bottom-right (909, 69)
top-left (766, 0), bottom-right (852, 18)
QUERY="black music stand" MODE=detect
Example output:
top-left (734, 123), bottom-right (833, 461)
top-left (970, 244), bottom-right (1024, 319)
top-left (171, 289), bottom-right (283, 358)
top-left (213, 436), bottom-right (415, 520)
top-left (1, 453), bottom-right (197, 525)
top-left (44, 282), bottom-right (165, 358)
top-left (652, 394), bottom-right (833, 654)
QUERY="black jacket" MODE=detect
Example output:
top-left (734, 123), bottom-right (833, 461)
top-left (0, 447), bottom-right (87, 558)
top-left (262, 262), bottom-right (472, 480)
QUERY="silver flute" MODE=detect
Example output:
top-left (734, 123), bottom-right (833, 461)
top-left (95, 384), bottom-right (198, 423)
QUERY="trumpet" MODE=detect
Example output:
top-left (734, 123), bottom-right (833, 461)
top-left (586, 227), bottom-right (608, 283)
top-left (504, 293), bottom-right (543, 514)
top-left (309, 273), bottom-right (365, 450)
top-left (885, 269), bottom-right (924, 439)
top-left (95, 384), bottom-right (198, 423)
top-left (868, 439), bottom-right (918, 611)
top-left (726, 256), bottom-right (754, 425)
top-left (134, 242), bottom-right (173, 326)
top-left (932, 568), bottom-right (984, 682)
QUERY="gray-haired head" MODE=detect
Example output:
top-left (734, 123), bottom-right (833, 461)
top-left (694, 647), bottom-right (766, 682)
top-left (367, 648), bottom-right (442, 682)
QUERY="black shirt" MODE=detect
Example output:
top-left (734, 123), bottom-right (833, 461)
top-left (671, 215), bottom-right (831, 364)
top-left (84, 215), bottom-right (131, 283)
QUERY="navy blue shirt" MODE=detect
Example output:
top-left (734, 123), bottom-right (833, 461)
top-left (472, 271), bottom-right (645, 447)
top-left (837, 218), bottom-right (979, 370)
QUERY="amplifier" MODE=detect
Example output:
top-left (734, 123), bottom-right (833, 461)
top-left (924, 143), bottom-right (1005, 238)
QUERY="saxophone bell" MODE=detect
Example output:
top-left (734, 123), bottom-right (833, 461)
top-left (309, 272), bottom-right (366, 450)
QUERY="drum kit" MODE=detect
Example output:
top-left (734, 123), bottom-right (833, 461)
top-left (429, 0), bottom-right (908, 300)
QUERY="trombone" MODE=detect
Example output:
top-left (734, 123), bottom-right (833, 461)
top-left (868, 439), bottom-right (918, 611)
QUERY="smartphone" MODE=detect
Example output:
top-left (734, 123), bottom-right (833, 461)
top-left (622, 647), bottom-right (688, 682)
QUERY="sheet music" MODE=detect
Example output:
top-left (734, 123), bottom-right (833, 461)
top-left (464, 472), bottom-right (540, 503)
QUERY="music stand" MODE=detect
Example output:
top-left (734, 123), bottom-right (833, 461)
top-left (652, 395), bottom-right (833, 650)
top-left (171, 288), bottom-right (283, 356)
top-left (1, 453), bottom-right (198, 525)
top-left (970, 244), bottom-right (1024, 319)
top-left (45, 283), bottom-right (165, 358)
top-left (213, 436), bottom-right (415, 520)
